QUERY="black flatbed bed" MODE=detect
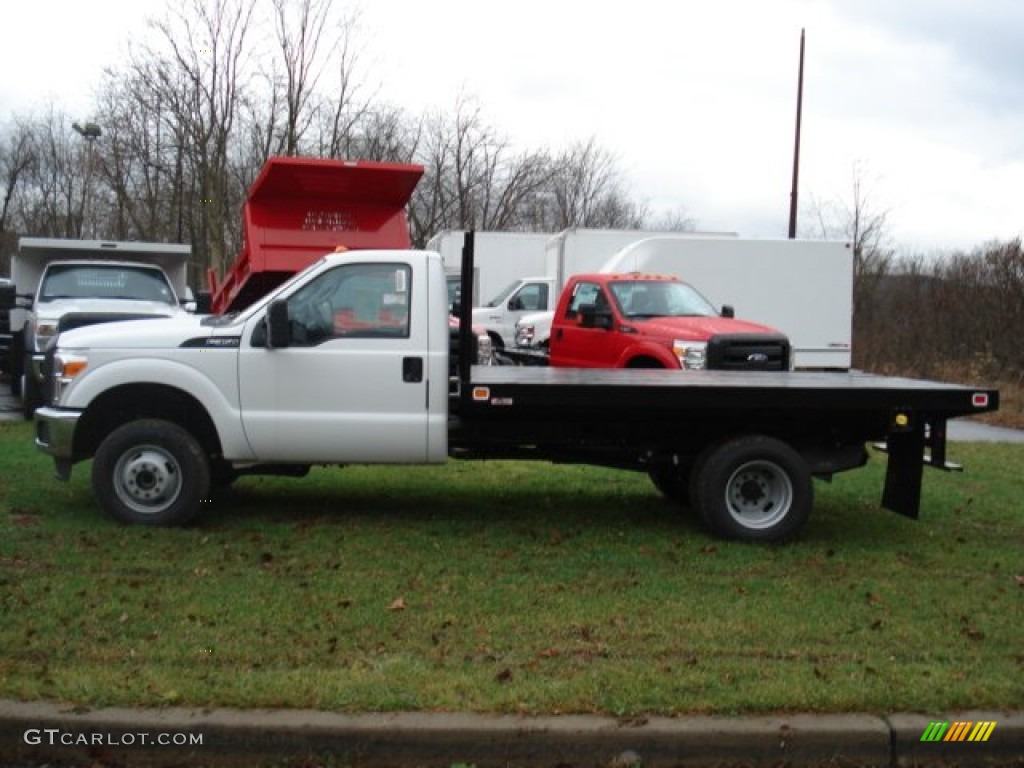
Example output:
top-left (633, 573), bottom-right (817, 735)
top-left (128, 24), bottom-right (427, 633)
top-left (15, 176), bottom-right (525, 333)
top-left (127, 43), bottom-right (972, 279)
top-left (463, 366), bottom-right (995, 414)
top-left (450, 365), bottom-right (998, 523)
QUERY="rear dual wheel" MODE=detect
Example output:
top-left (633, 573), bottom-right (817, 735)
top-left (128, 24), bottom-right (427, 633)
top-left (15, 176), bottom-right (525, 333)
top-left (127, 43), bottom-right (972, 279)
top-left (692, 435), bottom-right (812, 542)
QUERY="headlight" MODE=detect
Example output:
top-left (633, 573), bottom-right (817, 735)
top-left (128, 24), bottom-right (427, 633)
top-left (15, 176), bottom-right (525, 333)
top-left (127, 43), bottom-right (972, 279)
top-left (475, 334), bottom-right (493, 365)
top-left (515, 324), bottom-right (535, 347)
top-left (52, 351), bottom-right (89, 405)
top-left (35, 322), bottom-right (58, 351)
top-left (672, 340), bottom-right (707, 370)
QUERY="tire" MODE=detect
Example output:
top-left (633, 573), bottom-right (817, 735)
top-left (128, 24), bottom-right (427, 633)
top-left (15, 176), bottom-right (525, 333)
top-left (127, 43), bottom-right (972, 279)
top-left (648, 462), bottom-right (693, 507)
top-left (692, 435), bottom-right (812, 543)
top-left (21, 356), bottom-right (42, 420)
top-left (92, 419), bottom-right (211, 526)
top-left (9, 331), bottom-right (24, 396)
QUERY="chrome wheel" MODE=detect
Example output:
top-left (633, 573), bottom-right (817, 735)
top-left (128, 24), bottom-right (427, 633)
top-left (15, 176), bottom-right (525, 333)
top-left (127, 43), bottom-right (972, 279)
top-left (724, 459), bottom-right (794, 530)
top-left (113, 445), bottom-right (184, 516)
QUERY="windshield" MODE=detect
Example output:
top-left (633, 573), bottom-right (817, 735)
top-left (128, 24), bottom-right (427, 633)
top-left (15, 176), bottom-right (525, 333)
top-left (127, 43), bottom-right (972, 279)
top-left (39, 264), bottom-right (176, 304)
top-left (609, 280), bottom-right (717, 319)
top-left (485, 280), bottom-right (521, 308)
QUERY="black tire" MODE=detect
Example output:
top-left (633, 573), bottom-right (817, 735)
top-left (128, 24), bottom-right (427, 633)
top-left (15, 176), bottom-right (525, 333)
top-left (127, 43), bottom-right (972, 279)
top-left (21, 356), bottom-right (42, 420)
top-left (648, 462), bottom-right (693, 507)
top-left (9, 331), bottom-right (24, 396)
top-left (692, 435), bottom-right (812, 543)
top-left (92, 419), bottom-right (211, 526)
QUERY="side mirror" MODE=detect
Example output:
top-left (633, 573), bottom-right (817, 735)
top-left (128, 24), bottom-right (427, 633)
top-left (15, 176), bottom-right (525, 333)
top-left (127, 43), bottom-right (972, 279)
top-left (194, 291), bottom-right (212, 314)
top-left (0, 283), bottom-right (15, 310)
top-left (721, 305), bottom-right (735, 319)
top-left (266, 299), bottom-right (291, 349)
top-left (578, 303), bottom-right (613, 330)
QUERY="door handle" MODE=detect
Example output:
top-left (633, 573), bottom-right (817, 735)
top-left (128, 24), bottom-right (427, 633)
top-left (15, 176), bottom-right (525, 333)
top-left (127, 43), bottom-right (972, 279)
top-left (402, 357), bottom-right (424, 382)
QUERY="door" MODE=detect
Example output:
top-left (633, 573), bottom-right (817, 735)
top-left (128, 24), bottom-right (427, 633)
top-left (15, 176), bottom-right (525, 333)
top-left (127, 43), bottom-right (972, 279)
top-left (497, 280), bottom-right (551, 346)
top-left (238, 260), bottom-right (430, 463)
top-left (550, 281), bottom-right (620, 367)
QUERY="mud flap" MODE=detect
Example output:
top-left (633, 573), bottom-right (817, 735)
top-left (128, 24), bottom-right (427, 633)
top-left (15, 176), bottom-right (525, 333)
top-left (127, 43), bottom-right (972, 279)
top-left (881, 419), bottom-right (925, 519)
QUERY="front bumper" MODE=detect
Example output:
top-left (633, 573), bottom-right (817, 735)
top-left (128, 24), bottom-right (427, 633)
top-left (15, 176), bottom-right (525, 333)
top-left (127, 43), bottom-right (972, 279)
top-left (34, 407), bottom-right (81, 480)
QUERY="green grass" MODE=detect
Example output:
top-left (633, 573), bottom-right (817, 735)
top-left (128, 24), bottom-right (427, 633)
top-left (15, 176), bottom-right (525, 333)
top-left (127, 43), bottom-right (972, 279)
top-left (1, 420), bottom-right (1021, 716)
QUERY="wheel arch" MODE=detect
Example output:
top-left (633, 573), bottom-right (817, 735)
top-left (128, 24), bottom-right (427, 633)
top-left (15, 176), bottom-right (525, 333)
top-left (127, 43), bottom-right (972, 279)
top-left (617, 342), bottom-right (678, 369)
top-left (74, 383), bottom-right (223, 463)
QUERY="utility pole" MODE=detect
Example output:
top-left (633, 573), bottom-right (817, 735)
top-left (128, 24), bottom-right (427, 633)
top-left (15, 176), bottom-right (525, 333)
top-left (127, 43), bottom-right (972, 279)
top-left (788, 29), bottom-right (805, 239)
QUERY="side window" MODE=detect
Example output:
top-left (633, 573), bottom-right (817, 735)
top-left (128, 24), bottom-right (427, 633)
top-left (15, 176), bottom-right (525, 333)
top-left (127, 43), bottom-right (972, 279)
top-left (285, 263), bottom-right (410, 346)
top-left (509, 282), bottom-right (546, 311)
top-left (566, 282), bottom-right (605, 318)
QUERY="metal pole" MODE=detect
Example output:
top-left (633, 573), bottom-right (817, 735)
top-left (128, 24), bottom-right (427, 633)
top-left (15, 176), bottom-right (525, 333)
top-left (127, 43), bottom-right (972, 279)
top-left (788, 29), bottom-right (805, 239)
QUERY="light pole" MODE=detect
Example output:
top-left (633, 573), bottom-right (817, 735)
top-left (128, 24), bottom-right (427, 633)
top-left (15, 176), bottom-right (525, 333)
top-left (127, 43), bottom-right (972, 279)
top-left (73, 121), bottom-right (102, 238)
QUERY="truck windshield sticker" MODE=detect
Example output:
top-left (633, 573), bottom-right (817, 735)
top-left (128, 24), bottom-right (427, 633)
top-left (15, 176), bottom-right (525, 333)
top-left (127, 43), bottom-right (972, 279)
top-left (40, 264), bottom-right (176, 305)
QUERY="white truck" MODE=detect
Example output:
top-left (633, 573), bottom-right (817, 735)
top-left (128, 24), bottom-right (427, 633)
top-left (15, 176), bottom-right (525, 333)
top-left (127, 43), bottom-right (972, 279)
top-left (30, 234), bottom-right (998, 543)
top-left (515, 235), bottom-right (853, 370)
top-left (427, 230), bottom-right (555, 349)
top-left (2, 238), bottom-right (195, 417)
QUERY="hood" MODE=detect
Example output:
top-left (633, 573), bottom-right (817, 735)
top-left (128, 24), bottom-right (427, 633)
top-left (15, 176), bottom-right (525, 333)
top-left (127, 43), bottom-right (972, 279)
top-left (635, 315), bottom-right (779, 339)
top-left (36, 297), bottom-right (185, 321)
top-left (56, 313), bottom-right (231, 350)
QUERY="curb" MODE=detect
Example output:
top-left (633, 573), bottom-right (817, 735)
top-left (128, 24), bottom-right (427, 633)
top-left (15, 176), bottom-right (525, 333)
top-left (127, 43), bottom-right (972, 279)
top-left (0, 700), bottom-right (1021, 767)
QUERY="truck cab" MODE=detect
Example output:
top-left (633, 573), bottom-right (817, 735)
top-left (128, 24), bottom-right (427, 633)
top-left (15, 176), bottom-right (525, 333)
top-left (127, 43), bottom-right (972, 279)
top-left (549, 273), bottom-right (790, 370)
top-left (471, 277), bottom-right (555, 349)
top-left (3, 238), bottom-right (195, 417)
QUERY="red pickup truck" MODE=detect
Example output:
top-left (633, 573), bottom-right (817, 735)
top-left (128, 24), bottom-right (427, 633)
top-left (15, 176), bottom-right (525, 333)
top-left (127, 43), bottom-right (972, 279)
top-left (548, 273), bottom-right (791, 371)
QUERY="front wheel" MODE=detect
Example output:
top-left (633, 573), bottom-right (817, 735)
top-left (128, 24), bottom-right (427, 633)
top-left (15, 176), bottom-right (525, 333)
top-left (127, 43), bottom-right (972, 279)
top-left (92, 419), bottom-right (211, 526)
top-left (692, 435), bottom-right (812, 542)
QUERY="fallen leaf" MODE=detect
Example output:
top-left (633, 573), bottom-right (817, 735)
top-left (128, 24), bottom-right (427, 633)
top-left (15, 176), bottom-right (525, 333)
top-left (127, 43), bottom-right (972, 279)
top-left (1014, 575), bottom-right (1024, 587)
top-left (388, 597), bottom-right (406, 612)
top-left (495, 667), bottom-right (513, 683)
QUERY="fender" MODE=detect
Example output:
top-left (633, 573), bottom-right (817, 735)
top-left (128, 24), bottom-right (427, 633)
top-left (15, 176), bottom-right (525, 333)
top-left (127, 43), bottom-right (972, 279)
top-left (615, 341), bottom-right (680, 369)
top-left (62, 355), bottom-right (255, 460)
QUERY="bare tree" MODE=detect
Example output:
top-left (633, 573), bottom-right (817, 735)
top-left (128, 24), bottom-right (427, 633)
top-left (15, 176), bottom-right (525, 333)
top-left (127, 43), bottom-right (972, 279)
top-left (137, 0), bottom-right (258, 277)
top-left (270, 0), bottom-right (331, 155)
top-left (0, 120), bottom-right (36, 235)
top-left (542, 138), bottom-right (645, 230)
top-left (806, 161), bottom-right (894, 295)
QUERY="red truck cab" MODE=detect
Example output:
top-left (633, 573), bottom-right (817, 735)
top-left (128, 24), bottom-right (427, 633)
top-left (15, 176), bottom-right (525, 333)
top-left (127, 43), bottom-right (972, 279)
top-left (548, 273), bottom-right (791, 370)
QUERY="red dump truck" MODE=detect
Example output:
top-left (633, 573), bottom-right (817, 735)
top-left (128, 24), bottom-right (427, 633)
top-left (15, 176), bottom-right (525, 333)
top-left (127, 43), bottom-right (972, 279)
top-left (207, 157), bottom-right (424, 314)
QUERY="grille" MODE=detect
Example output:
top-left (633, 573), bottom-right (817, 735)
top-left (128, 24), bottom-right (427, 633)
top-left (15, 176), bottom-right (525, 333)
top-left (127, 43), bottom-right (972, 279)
top-left (706, 333), bottom-right (791, 372)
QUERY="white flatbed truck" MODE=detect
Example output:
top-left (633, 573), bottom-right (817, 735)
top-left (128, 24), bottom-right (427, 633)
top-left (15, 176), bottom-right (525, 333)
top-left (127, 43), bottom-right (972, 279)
top-left (32, 233), bottom-right (998, 542)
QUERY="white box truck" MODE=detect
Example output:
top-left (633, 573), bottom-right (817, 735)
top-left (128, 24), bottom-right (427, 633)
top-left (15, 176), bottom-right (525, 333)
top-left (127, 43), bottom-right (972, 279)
top-left (600, 237), bottom-right (853, 369)
top-left (2, 238), bottom-right (195, 416)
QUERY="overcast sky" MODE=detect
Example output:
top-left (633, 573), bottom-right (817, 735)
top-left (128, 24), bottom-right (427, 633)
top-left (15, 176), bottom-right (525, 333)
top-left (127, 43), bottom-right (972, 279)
top-left (2, 0), bottom-right (1022, 254)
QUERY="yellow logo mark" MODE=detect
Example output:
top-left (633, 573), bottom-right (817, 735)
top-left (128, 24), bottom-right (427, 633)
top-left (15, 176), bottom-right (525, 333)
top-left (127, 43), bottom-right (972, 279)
top-left (946, 721), bottom-right (996, 742)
